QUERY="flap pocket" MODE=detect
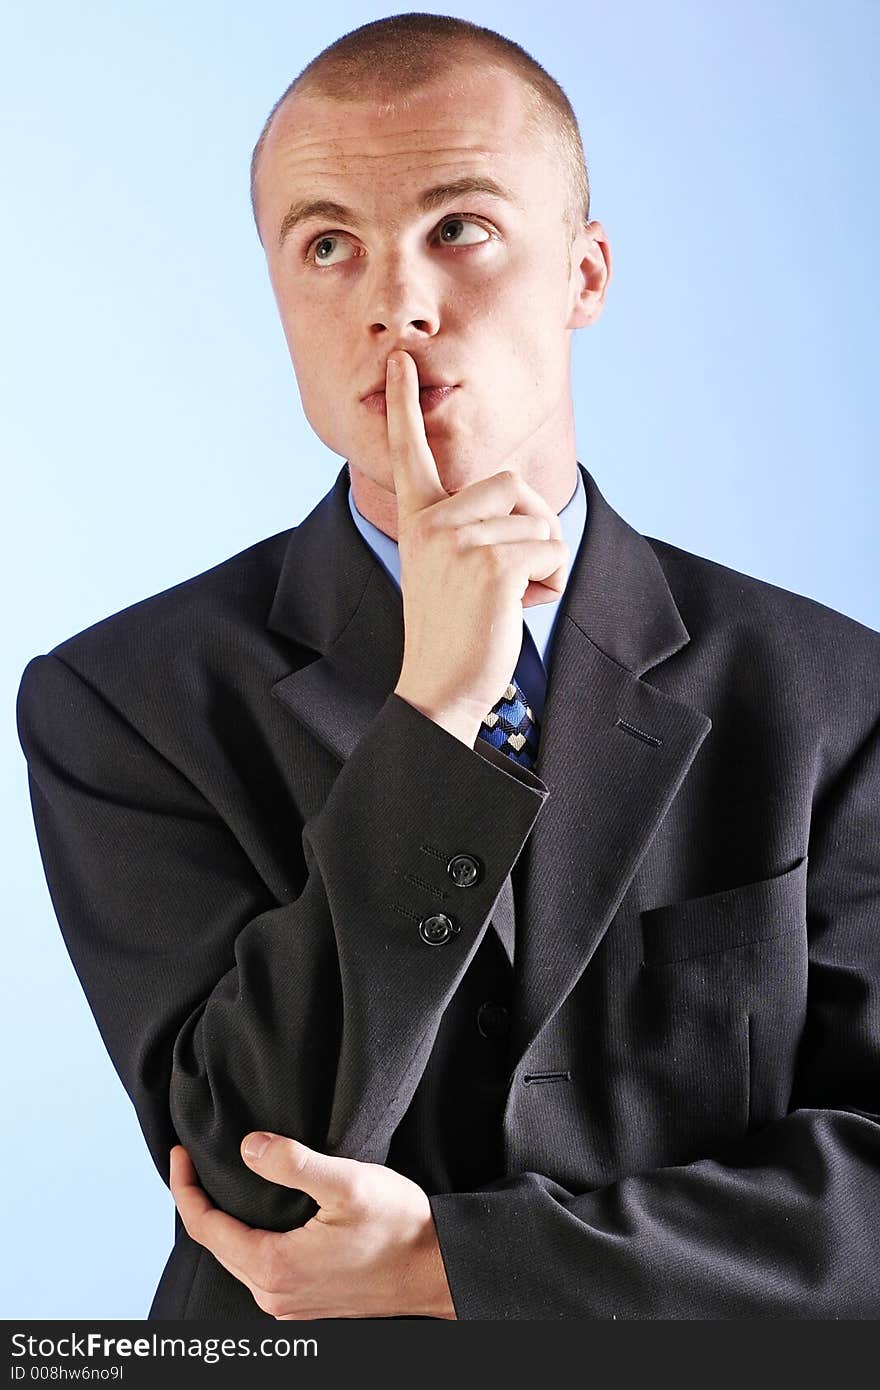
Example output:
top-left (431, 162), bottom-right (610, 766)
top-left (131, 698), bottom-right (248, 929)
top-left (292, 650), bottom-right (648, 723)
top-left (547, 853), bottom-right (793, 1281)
top-left (640, 854), bottom-right (808, 966)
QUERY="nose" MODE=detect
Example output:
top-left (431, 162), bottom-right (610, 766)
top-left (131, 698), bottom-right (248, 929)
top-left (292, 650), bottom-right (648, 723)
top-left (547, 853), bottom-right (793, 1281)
top-left (364, 249), bottom-right (440, 340)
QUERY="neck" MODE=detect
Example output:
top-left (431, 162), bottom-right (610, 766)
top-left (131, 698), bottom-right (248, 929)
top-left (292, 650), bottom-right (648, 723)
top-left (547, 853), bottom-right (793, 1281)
top-left (348, 402), bottom-right (580, 541)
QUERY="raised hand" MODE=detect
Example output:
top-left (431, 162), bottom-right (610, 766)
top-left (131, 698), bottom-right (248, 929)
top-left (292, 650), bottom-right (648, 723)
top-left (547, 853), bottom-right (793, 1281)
top-left (387, 349), bottom-right (570, 746)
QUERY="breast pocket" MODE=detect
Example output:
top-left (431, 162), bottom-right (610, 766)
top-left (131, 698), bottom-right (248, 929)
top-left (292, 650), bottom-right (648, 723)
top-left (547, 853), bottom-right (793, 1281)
top-left (632, 855), bottom-right (809, 1157)
top-left (640, 854), bottom-right (809, 966)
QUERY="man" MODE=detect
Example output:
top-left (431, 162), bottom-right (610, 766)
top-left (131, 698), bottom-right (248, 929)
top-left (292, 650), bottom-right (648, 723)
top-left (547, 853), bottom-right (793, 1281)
top-left (16, 13), bottom-right (880, 1320)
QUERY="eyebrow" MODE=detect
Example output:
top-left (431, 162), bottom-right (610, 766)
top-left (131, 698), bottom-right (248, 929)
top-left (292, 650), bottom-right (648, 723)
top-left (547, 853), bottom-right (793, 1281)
top-left (276, 176), bottom-right (520, 250)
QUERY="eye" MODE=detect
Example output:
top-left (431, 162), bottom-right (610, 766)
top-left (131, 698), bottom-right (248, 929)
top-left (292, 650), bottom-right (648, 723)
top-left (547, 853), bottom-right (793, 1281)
top-left (305, 216), bottom-right (492, 267)
top-left (310, 234), bottom-right (356, 267)
top-left (435, 217), bottom-right (492, 248)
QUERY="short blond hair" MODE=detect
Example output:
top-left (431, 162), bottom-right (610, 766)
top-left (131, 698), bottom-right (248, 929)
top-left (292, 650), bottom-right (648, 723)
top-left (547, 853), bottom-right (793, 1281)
top-left (250, 13), bottom-right (591, 246)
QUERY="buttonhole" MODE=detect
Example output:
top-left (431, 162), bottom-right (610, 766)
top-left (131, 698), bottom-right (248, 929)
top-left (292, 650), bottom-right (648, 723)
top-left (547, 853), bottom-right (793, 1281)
top-left (614, 718), bottom-right (662, 747)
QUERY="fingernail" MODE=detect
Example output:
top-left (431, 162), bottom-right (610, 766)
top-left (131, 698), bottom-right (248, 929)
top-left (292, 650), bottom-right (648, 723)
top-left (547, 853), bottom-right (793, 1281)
top-left (243, 1132), bottom-right (271, 1159)
top-left (386, 356), bottom-right (400, 378)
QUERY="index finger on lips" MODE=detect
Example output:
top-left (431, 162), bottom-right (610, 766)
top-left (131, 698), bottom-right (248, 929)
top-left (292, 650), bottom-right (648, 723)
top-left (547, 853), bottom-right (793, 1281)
top-left (385, 350), bottom-right (448, 524)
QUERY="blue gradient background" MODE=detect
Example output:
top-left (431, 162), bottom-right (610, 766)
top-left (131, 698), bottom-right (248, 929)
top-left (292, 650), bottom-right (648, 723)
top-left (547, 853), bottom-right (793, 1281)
top-left (3, 1), bottom-right (877, 1318)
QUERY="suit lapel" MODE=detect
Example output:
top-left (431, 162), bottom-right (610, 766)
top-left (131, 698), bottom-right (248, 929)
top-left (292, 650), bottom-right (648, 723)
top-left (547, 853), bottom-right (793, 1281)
top-left (265, 461), bottom-right (712, 1154)
top-left (266, 465), bottom-right (405, 762)
top-left (507, 469), bottom-right (711, 1064)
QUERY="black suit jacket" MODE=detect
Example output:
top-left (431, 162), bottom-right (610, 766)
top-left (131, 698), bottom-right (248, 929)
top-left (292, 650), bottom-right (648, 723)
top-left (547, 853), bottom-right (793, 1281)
top-left (16, 462), bottom-right (880, 1318)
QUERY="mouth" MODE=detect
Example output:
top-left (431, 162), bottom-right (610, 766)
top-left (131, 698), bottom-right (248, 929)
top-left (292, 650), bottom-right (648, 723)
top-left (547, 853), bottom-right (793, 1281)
top-left (361, 385), bottom-right (458, 416)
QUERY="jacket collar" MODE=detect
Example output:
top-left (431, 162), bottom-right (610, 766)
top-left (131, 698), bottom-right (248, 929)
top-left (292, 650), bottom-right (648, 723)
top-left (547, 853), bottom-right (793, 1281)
top-left (267, 459), bottom-right (691, 724)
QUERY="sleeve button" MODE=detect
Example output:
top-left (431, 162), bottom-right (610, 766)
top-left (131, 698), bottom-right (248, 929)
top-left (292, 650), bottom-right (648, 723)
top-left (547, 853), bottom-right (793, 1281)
top-left (447, 853), bottom-right (483, 887)
top-left (419, 914), bottom-right (459, 946)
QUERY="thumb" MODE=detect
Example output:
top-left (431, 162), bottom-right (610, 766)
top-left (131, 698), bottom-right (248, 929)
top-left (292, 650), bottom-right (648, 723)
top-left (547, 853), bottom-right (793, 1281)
top-left (240, 1132), bottom-right (358, 1210)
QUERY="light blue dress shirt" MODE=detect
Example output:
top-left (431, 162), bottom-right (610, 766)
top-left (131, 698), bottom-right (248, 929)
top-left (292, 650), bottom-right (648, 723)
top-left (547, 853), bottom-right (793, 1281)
top-left (346, 464), bottom-right (588, 726)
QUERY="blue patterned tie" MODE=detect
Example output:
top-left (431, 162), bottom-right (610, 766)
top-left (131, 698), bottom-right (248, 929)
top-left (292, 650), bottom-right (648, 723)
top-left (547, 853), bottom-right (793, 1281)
top-left (477, 677), bottom-right (541, 771)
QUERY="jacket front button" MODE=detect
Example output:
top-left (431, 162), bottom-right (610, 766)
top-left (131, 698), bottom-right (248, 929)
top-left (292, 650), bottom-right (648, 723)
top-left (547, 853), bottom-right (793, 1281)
top-left (447, 853), bottom-right (483, 887)
top-left (419, 913), bottom-right (458, 946)
top-left (476, 1000), bottom-right (511, 1039)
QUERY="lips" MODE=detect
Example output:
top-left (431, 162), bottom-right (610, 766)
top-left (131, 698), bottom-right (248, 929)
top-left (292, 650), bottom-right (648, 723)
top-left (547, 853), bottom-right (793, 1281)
top-left (362, 385), bottom-right (457, 416)
top-left (360, 380), bottom-right (455, 401)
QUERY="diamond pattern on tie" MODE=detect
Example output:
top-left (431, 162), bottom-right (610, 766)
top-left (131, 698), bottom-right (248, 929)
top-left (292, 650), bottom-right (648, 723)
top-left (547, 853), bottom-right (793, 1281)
top-left (477, 678), bottom-right (540, 770)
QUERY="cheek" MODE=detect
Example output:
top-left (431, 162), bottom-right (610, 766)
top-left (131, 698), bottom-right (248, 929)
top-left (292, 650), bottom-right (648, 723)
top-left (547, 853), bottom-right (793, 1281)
top-left (279, 310), bottom-right (330, 394)
top-left (470, 266), bottom-right (562, 360)
top-left (272, 272), bottom-right (327, 352)
top-left (476, 322), bottom-right (559, 400)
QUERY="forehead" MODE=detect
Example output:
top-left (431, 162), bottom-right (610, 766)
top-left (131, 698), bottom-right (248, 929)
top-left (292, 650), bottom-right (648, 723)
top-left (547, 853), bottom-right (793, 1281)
top-left (255, 65), bottom-right (556, 236)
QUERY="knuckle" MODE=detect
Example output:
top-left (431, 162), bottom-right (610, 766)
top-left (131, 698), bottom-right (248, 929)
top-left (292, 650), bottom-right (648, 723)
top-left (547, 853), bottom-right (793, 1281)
top-left (284, 1138), bottom-right (309, 1176)
top-left (452, 521), bottom-right (477, 553)
top-left (341, 1174), bottom-right (370, 1216)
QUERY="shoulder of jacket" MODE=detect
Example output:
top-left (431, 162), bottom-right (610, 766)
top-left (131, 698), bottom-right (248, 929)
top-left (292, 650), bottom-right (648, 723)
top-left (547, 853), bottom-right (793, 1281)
top-left (644, 535), bottom-right (880, 749)
top-left (646, 534), bottom-right (880, 657)
top-left (54, 528), bottom-right (290, 653)
top-left (20, 527), bottom-right (297, 709)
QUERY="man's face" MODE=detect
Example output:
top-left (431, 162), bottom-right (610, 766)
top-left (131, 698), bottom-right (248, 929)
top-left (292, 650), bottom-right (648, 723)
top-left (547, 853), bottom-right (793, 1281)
top-left (255, 63), bottom-right (608, 525)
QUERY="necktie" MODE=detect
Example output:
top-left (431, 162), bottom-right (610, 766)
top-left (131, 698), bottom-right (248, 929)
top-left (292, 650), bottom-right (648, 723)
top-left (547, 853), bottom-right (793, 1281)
top-left (477, 676), bottom-right (537, 967)
top-left (477, 677), bottom-right (541, 772)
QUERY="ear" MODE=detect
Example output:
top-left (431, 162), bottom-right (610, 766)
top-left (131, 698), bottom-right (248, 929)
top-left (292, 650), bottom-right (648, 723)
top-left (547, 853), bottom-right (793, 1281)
top-left (566, 219), bottom-right (613, 330)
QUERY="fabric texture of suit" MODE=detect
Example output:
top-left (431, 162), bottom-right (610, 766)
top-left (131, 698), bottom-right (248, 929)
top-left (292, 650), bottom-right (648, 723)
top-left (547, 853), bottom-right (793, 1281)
top-left (16, 461), bottom-right (880, 1319)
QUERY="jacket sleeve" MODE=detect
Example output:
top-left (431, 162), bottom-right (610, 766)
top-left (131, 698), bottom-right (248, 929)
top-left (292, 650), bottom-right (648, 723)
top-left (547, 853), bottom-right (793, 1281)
top-left (16, 651), bottom-right (549, 1232)
top-left (428, 715), bottom-right (880, 1318)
